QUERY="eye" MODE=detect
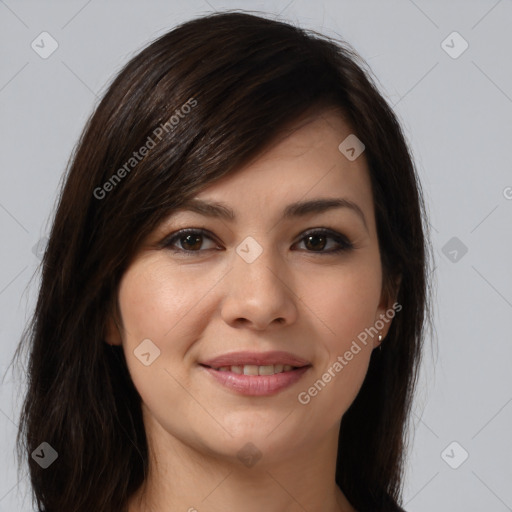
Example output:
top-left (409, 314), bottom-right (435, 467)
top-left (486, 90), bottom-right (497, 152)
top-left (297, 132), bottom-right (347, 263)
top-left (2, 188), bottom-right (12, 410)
top-left (162, 228), bottom-right (218, 253)
top-left (294, 229), bottom-right (353, 253)
top-left (162, 227), bottom-right (353, 255)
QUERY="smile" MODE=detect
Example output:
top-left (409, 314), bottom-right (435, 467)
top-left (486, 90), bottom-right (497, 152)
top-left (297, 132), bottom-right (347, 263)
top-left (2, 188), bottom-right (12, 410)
top-left (208, 364), bottom-right (299, 375)
top-left (199, 364), bottom-right (311, 396)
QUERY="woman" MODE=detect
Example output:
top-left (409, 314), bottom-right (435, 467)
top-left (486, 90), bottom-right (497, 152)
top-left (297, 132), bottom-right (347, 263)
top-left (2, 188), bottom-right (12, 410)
top-left (14, 10), bottom-right (432, 512)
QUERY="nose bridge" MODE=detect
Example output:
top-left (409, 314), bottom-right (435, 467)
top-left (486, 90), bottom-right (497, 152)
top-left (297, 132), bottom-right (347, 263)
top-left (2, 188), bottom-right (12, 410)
top-left (234, 234), bottom-right (285, 296)
top-left (220, 234), bottom-right (297, 329)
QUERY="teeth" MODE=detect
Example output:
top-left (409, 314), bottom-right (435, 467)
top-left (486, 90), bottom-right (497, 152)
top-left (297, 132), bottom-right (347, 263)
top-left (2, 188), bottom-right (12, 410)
top-left (258, 365), bottom-right (274, 375)
top-left (243, 365), bottom-right (259, 376)
top-left (213, 364), bottom-right (299, 375)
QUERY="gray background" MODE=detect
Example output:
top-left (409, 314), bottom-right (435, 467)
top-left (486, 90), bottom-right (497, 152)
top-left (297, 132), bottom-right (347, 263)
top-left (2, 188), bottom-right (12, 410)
top-left (1, 0), bottom-right (511, 510)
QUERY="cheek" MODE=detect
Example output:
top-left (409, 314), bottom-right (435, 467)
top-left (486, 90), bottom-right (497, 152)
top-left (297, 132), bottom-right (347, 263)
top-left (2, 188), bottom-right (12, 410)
top-left (116, 258), bottom-right (206, 415)
top-left (299, 255), bottom-right (383, 352)
top-left (294, 257), bottom-right (382, 414)
top-left (117, 257), bottom-right (212, 346)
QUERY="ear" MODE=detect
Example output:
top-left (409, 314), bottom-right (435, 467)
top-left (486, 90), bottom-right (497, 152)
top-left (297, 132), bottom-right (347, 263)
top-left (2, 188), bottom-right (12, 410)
top-left (104, 306), bottom-right (123, 346)
top-left (103, 294), bottom-right (124, 346)
top-left (104, 316), bottom-right (123, 346)
top-left (373, 274), bottom-right (402, 348)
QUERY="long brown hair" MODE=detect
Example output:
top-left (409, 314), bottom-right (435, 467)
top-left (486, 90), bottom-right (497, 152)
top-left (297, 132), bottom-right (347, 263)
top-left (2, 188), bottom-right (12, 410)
top-left (12, 11), bottom-right (433, 512)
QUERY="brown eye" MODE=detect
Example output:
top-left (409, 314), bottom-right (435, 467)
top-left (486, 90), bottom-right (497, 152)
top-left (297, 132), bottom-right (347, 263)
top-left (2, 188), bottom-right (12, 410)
top-left (162, 228), bottom-right (352, 256)
top-left (179, 233), bottom-right (203, 251)
top-left (296, 229), bottom-right (353, 253)
top-left (163, 229), bottom-right (218, 253)
top-left (304, 233), bottom-right (327, 251)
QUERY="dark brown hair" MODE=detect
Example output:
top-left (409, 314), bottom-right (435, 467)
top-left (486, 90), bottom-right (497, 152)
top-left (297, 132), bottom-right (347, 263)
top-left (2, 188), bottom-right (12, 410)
top-left (12, 10), bottom-right (432, 512)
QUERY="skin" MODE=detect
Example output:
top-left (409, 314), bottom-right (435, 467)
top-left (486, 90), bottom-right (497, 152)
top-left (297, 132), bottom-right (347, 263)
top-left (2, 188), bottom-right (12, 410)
top-left (107, 108), bottom-right (396, 512)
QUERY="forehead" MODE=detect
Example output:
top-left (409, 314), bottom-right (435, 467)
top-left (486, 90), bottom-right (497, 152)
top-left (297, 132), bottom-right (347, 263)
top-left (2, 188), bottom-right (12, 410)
top-left (190, 109), bottom-right (376, 231)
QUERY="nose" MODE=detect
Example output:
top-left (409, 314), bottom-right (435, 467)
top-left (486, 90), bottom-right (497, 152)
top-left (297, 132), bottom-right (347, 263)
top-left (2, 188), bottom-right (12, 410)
top-left (219, 241), bottom-right (298, 331)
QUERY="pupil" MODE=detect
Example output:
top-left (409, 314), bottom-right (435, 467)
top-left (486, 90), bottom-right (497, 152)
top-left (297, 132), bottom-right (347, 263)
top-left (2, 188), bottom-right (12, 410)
top-left (306, 234), bottom-right (326, 251)
top-left (180, 234), bottom-right (328, 251)
top-left (182, 234), bottom-right (201, 250)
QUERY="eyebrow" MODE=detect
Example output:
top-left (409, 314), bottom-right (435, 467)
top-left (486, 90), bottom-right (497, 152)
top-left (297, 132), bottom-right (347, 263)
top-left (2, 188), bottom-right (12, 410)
top-left (175, 197), bottom-right (368, 232)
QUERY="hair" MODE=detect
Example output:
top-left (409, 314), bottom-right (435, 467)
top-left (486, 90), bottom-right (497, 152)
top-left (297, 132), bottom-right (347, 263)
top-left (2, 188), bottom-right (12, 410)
top-left (12, 10), bottom-right (433, 512)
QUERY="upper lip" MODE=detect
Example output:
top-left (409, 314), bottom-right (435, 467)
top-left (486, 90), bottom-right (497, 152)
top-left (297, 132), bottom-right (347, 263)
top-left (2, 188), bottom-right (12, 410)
top-left (200, 351), bottom-right (311, 368)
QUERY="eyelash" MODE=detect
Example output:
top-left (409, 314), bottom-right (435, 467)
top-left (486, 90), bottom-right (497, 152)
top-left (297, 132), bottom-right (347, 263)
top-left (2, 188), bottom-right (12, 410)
top-left (161, 228), bottom-right (354, 256)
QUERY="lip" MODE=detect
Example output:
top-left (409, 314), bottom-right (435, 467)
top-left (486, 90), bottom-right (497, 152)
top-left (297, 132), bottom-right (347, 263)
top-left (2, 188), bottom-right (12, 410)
top-left (199, 351), bottom-right (312, 397)
top-left (200, 365), bottom-right (311, 396)
top-left (200, 350), bottom-right (311, 368)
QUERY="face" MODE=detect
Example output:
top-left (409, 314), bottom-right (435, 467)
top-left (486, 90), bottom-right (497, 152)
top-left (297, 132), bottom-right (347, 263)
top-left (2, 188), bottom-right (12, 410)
top-left (107, 108), bottom-right (395, 466)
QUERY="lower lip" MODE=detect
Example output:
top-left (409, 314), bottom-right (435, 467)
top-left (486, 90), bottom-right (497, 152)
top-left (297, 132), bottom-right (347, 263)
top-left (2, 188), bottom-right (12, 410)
top-left (201, 365), bottom-right (311, 396)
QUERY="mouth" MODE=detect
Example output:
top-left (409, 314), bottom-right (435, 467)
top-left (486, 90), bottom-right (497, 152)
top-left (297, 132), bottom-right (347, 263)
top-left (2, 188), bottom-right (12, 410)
top-left (198, 351), bottom-right (312, 396)
top-left (200, 350), bottom-right (311, 369)
top-left (200, 363), bottom-right (306, 375)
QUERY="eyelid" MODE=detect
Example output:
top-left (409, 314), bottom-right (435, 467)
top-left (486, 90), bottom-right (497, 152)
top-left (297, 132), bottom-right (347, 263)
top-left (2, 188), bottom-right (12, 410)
top-left (160, 227), bottom-right (354, 254)
top-left (159, 228), bottom-right (220, 250)
top-left (297, 228), bottom-right (353, 251)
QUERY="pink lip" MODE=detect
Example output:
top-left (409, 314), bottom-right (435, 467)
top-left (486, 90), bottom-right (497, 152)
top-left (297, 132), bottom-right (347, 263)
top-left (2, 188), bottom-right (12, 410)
top-left (201, 350), bottom-right (311, 368)
top-left (201, 365), bottom-right (311, 396)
